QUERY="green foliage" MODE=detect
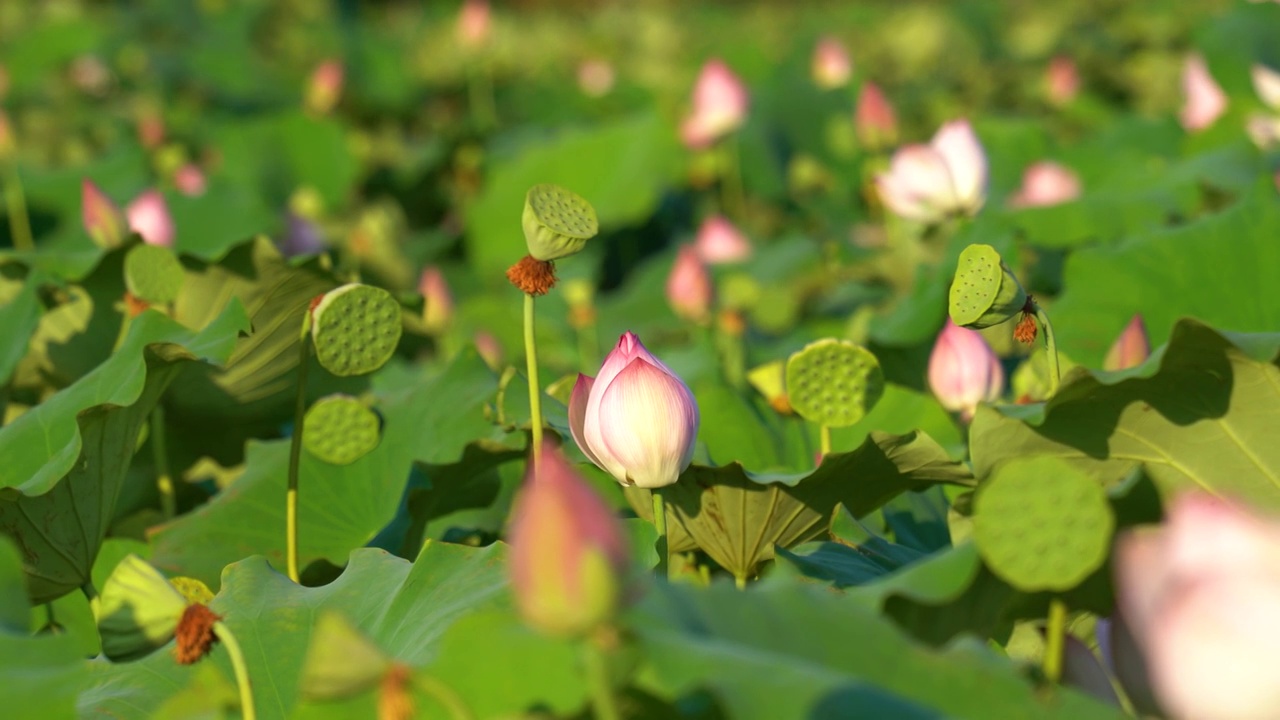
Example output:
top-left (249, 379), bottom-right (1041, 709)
top-left (302, 394), bottom-right (382, 465)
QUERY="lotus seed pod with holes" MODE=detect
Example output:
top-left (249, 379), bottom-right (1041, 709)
top-left (124, 244), bottom-right (185, 304)
top-left (972, 456), bottom-right (1114, 592)
top-left (784, 339), bottom-right (885, 428)
top-left (303, 394), bottom-right (382, 465)
top-left (310, 283), bottom-right (403, 377)
top-left (521, 184), bottom-right (599, 261)
top-left (948, 244), bottom-right (1028, 329)
top-left (97, 555), bottom-right (190, 662)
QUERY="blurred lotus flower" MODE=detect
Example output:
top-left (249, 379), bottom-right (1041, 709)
top-left (126, 190), bottom-right (175, 247)
top-left (82, 179), bottom-right (127, 248)
top-left (694, 215), bottom-right (752, 264)
top-left (136, 112), bottom-right (165, 150)
top-left (679, 59), bottom-right (749, 150)
top-left (876, 119), bottom-right (987, 223)
top-left (279, 212), bottom-right (326, 257)
top-left (456, 0), bottom-right (490, 50)
top-left (306, 59), bottom-right (344, 115)
top-left (508, 440), bottom-right (630, 638)
top-left (1045, 55), bottom-right (1080, 106)
top-left (666, 245), bottom-right (713, 323)
top-left (577, 58), bottom-right (615, 98)
top-left (1103, 315), bottom-right (1150, 371)
top-left (1246, 113), bottom-right (1280, 149)
top-left (418, 266), bottom-right (454, 334)
top-left (174, 164), bottom-right (207, 197)
top-left (1251, 64), bottom-right (1280, 110)
top-left (69, 55), bottom-right (111, 96)
top-left (570, 332), bottom-right (699, 489)
top-left (1008, 161), bottom-right (1081, 208)
top-left (1116, 492), bottom-right (1280, 720)
top-left (927, 319), bottom-right (1003, 421)
top-left (1179, 54), bottom-right (1227, 132)
top-left (854, 81), bottom-right (898, 151)
top-left (474, 330), bottom-right (504, 370)
top-left (811, 36), bottom-right (852, 90)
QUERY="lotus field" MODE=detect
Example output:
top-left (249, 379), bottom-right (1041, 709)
top-left (4, 1), bottom-right (1280, 718)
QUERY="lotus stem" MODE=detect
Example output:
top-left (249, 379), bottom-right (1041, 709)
top-left (213, 621), bottom-right (257, 720)
top-left (1033, 303), bottom-right (1060, 397)
top-left (1043, 598), bottom-right (1067, 684)
top-left (82, 580), bottom-right (99, 619)
top-left (819, 425), bottom-right (832, 461)
top-left (524, 293), bottom-right (544, 467)
top-left (652, 491), bottom-right (668, 578)
top-left (414, 672), bottom-right (476, 720)
top-left (734, 574), bottom-right (748, 590)
top-left (583, 634), bottom-right (622, 720)
top-left (3, 164), bottom-right (34, 253)
top-left (286, 333), bottom-right (311, 583)
top-left (151, 406), bottom-right (175, 520)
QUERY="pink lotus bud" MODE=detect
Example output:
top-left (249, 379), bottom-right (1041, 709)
top-left (305, 59), bottom-right (344, 115)
top-left (1179, 54), bottom-right (1227, 132)
top-left (577, 58), bottom-right (616, 98)
top-left (927, 319), bottom-right (1003, 421)
top-left (1008, 161), bottom-right (1082, 208)
top-left (136, 112), bottom-right (165, 150)
top-left (569, 332), bottom-right (699, 489)
top-left (278, 212), bottom-right (326, 257)
top-left (418, 266), bottom-right (454, 334)
top-left (1251, 63), bottom-right (1280, 111)
top-left (508, 440), bottom-right (630, 638)
top-left (1045, 55), bottom-right (1080, 106)
top-left (666, 245), bottom-right (713, 323)
top-left (126, 190), bottom-right (175, 247)
top-left (81, 179), bottom-right (127, 249)
top-left (693, 215), bottom-right (752, 264)
top-left (456, 0), bottom-right (491, 49)
top-left (679, 59), bottom-right (749, 150)
top-left (1103, 314), bottom-right (1150, 371)
top-left (875, 119), bottom-right (987, 223)
top-left (854, 81), bottom-right (898, 151)
top-left (474, 330), bottom-right (504, 370)
top-left (1116, 493), bottom-right (1280, 720)
top-left (811, 36), bottom-right (852, 90)
top-left (174, 164), bottom-right (207, 197)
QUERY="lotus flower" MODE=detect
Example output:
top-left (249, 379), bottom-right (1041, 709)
top-left (1046, 55), bottom-right (1080, 106)
top-left (693, 215), bottom-right (752, 264)
top-left (474, 330), bottom-right (503, 370)
top-left (1246, 114), bottom-right (1280, 149)
top-left (1103, 315), bottom-right (1150, 371)
top-left (1116, 493), bottom-right (1280, 720)
top-left (456, 0), bottom-right (490, 49)
top-left (927, 319), bottom-right (1003, 421)
top-left (1179, 54), bottom-right (1227, 132)
top-left (811, 36), bottom-right (852, 90)
top-left (679, 59), bottom-right (749, 150)
top-left (418, 265), bottom-right (454, 334)
top-left (1251, 64), bottom-right (1280, 110)
top-left (1008, 161), bottom-right (1081, 208)
top-left (174, 164), bottom-right (207, 197)
top-left (136, 112), bottom-right (165, 150)
top-left (126, 190), bottom-right (175, 248)
top-left (577, 58), bottom-right (615, 98)
top-left (81, 179), bottom-right (127, 248)
top-left (875, 119), bottom-right (987, 223)
top-left (666, 245), bottom-right (713, 323)
top-left (306, 59), bottom-right (344, 115)
top-left (570, 332), bottom-right (699, 489)
top-left (507, 440), bottom-right (630, 638)
top-left (854, 81), bottom-right (898, 151)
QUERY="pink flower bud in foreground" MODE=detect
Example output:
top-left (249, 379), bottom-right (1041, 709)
top-left (666, 245), bottom-right (713, 323)
top-left (570, 332), bottom-right (699, 489)
top-left (927, 319), bottom-right (1003, 421)
top-left (811, 36), bottom-right (852, 90)
top-left (679, 59), bottom-right (749, 150)
top-left (1116, 493), bottom-right (1280, 720)
top-left (456, 0), bottom-right (491, 49)
top-left (577, 58), bottom-right (616, 98)
top-left (1180, 54), bottom-right (1227, 132)
top-left (81, 179), bottom-right (127, 249)
top-left (1008, 161), bottom-right (1081, 208)
top-left (418, 265), bottom-right (454, 334)
top-left (1103, 314), bottom-right (1150, 371)
top-left (174, 164), bottom-right (207, 197)
top-left (1251, 63), bottom-right (1280, 111)
top-left (508, 441), bottom-right (630, 638)
top-left (1045, 55), bottom-right (1080, 107)
top-left (876, 119), bottom-right (987, 223)
top-left (305, 59), bottom-right (344, 115)
top-left (126, 190), bottom-right (175, 248)
top-left (693, 215), bottom-right (752, 264)
top-left (854, 81), bottom-right (898, 151)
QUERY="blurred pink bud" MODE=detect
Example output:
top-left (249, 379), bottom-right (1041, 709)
top-left (1008, 161), bottom-right (1082, 208)
top-left (174, 164), bottom-right (207, 197)
top-left (693, 215), bottom-right (752, 264)
top-left (666, 245), bottom-right (713, 323)
top-left (811, 36), bottom-right (852, 90)
top-left (1116, 493), bottom-right (1280, 720)
top-left (474, 330), bottom-right (504, 370)
top-left (418, 265), bottom-right (454, 334)
top-left (854, 81), bottom-right (898, 151)
top-left (569, 332), bottom-right (699, 489)
top-left (1045, 55), bottom-right (1080, 106)
top-left (1180, 54), bottom-right (1227, 132)
top-left (927, 319), bottom-right (1003, 422)
top-left (508, 440), bottom-right (630, 638)
top-left (136, 113), bottom-right (165, 150)
top-left (679, 59), bottom-right (749, 150)
top-left (305, 59), bottom-right (344, 115)
top-left (1103, 315), bottom-right (1150, 371)
top-left (126, 190), bottom-right (175, 248)
top-left (577, 58), bottom-right (616, 98)
top-left (1251, 64), bottom-right (1280, 110)
top-left (876, 119), bottom-right (987, 222)
top-left (457, 0), bottom-right (491, 49)
top-left (81, 179), bottom-right (127, 249)
top-left (279, 212), bottom-right (325, 257)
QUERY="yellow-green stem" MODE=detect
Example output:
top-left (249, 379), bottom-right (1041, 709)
top-left (734, 574), bottom-right (748, 590)
top-left (1044, 599), bottom-right (1068, 684)
top-left (286, 335), bottom-right (311, 583)
top-left (652, 491), bottom-right (668, 578)
top-left (151, 406), bottom-right (175, 520)
top-left (213, 621), bottom-right (257, 720)
top-left (583, 635), bottom-right (622, 720)
top-left (414, 672), bottom-right (476, 720)
top-left (524, 293), bottom-right (544, 466)
top-left (4, 165), bottom-right (34, 252)
top-left (1034, 304), bottom-right (1061, 397)
top-left (81, 580), bottom-right (99, 619)
top-left (819, 425), bottom-right (832, 460)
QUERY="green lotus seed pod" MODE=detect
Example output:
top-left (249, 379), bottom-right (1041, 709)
top-left (521, 184), bottom-right (599, 261)
top-left (124, 244), bottom-right (185, 304)
top-left (96, 554), bottom-right (190, 662)
top-left (302, 394), bottom-right (382, 465)
top-left (310, 283), bottom-right (403, 377)
top-left (948, 244), bottom-right (1028, 329)
top-left (784, 339), bottom-right (885, 427)
top-left (299, 612), bottom-right (392, 700)
top-left (973, 456), bottom-right (1114, 593)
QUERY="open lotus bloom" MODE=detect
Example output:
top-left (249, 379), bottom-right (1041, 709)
top-left (876, 119), bottom-right (987, 223)
top-left (1115, 493), bottom-right (1280, 720)
top-left (570, 332), bottom-right (699, 489)
top-left (679, 59), bottom-right (749, 150)
top-left (1179, 54), bottom-right (1227, 132)
top-left (811, 36), bottom-right (852, 89)
top-left (1008, 161), bottom-right (1081, 208)
top-left (126, 190), bottom-right (175, 247)
top-left (927, 319), bottom-right (1003, 421)
top-left (694, 215), bottom-right (752, 264)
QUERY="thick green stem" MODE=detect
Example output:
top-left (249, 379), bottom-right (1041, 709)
top-left (583, 636), bottom-right (622, 720)
top-left (734, 574), bottom-right (748, 590)
top-left (4, 165), bottom-right (34, 252)
top-left (818, 425), bottom-right (832, 460)
top-left (81, 580), bottom-right (99, 619)
top-left (652, 491), bottom-right (668, 578)
top-left (151, 406), bottom-right (175, 520)
top-left (524, 293), bottom-right (543, 466)
top-left (286, 335), bottom-right (311, 583)
top-left (414, 672), bottom-right (476, 720)
top-left (1043, 599), bottom-right (1068, 684)
top-left (1034, 304), bottom-right (1060, 397)
top-left (213, 621), bottom-right (257, 720)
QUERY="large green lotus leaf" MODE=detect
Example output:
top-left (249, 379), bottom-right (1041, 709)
top-left (0, 17), bottom-right (103, 95)
top-left (0, 269), bottom-right (43, 386)
top-left (629, 579), bottom-right (1124, 720)
top-left (163, 185), bottom-right (277, 261)
top-left (970, 318), bottom-right (1280, 512)
top-left (212, 110), bottom-right (357, 209)
top-left (149, 350), bottom-right (523, 587)
top-left (465, 111), bottom-right (682, 276)
top-left (1049, 184), bottom-right (1280, 366)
